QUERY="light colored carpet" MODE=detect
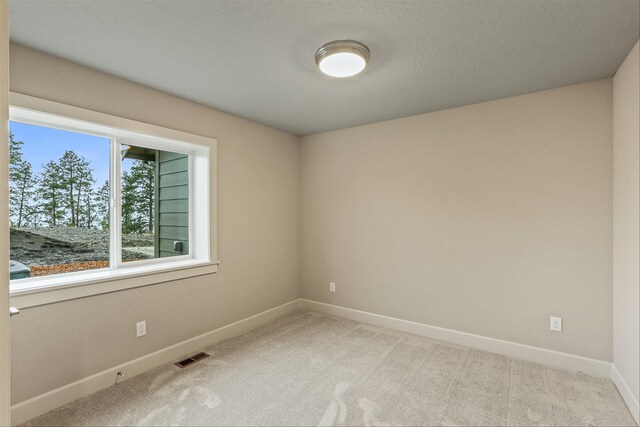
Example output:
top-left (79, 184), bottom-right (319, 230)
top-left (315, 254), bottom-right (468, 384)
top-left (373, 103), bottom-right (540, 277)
top-left (23, 309), bottom-right (637, 426)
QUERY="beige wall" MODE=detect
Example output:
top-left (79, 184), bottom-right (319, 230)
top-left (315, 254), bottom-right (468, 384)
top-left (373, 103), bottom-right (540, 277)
top-left (8, 44), bottom-right (300, 404)
top-left (300, 80), bottom-right (613, 361)
top-left (613, 41), bottom-right (639, 407)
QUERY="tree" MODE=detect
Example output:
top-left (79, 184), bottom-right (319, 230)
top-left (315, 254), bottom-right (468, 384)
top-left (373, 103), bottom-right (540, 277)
top-left (122, 161), bottom-right (155, 235)
top-left (38, 160), bottom-right (66, 227)
top-left (24, 204), bottom-right (43, 228)
top-left (59, 150), bottom-right (94, 227)
top-left (95, 180), bottom-right (110, 230)
top-left (76, 164), bottom-right (96, 227)
top-left (9, 131), bottom-right (23, 166)
top-left (10, 159), bottom-right (36, 227)
top-left (8, 132), bottom-right (37, 227)
top-left (82, 188), bottom-right (97, 229)
top-left (9, 132), bottom-right (112, 230)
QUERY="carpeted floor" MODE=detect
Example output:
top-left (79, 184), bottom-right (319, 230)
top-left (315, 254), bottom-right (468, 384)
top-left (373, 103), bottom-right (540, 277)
top-left (24, 309), bottom-right (637, 426)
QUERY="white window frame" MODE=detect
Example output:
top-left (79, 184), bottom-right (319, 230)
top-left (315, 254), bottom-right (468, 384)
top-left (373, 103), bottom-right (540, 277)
top-left (8, 93), bottom-right (218, 308)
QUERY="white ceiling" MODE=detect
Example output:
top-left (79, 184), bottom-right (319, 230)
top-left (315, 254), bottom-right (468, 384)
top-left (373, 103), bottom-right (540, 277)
top-left (9, 0), bottom-right (640, 136)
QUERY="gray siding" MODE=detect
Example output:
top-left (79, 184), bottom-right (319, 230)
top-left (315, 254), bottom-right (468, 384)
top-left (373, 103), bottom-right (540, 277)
top-left (157, 151), bottom-right (189, 257)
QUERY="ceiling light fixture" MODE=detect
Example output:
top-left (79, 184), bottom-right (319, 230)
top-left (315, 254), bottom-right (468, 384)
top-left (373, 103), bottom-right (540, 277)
top-left (315, 40), bottom-right (370, 78)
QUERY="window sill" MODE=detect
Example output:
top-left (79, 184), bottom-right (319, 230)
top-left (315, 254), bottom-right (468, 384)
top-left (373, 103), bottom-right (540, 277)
top-left (9, 259), bottom-right (219, 309)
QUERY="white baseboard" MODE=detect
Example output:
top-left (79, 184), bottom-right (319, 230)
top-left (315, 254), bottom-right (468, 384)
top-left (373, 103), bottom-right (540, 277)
top-left (300, 299), bottom-right (612, 379)
top-left (612, 365), bottom-right (640, 424)
top-left (10, 299), bottom-right (301, 426)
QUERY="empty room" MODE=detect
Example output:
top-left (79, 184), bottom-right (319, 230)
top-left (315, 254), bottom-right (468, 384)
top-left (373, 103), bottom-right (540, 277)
top-left (0, 0), bottom-right (639, 426)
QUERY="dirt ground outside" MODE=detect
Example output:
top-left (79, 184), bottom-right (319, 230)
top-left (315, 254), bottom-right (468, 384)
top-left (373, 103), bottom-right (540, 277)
top-left (10, 227), bottom-right (153, 277)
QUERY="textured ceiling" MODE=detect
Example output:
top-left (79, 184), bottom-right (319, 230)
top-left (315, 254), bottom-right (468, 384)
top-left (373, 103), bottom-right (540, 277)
top-left (9, 0), bottom-right (640, 136)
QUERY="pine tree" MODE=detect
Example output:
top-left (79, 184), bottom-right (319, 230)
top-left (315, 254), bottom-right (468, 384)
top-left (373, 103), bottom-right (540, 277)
top-left (95, 180), bottom-right (110, 230)
top-left (59, 150), bottom-right (94, 227)
top-left (81, 188), bottom-right (95, 228)
top-left (121, 169), bottom-right (139, 234)
top-left (8, 132), bottom-right (37, 227)
top-left (23, 204), bottom-right (42, 228)
top-left (38, 160), bottom-right (66, 227)
top-left (76, 163), bottom-right (96, 227)
top-left (9, 131), bottom-right (23, 166)
top-left (122, 161), bottom-right (155, 235)
top-left (10, 160), bottom-right (36, 227)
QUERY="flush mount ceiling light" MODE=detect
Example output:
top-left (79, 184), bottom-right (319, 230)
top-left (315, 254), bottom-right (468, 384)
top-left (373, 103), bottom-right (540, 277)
top-left (315, 40), bottom-right (370, 78)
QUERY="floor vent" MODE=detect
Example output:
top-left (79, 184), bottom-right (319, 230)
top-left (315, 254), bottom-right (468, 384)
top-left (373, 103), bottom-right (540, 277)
top-left (175, 352), bottom-right (210, 368)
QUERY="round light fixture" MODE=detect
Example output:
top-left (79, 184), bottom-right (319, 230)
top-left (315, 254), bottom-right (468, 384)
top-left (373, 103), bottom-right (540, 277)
top-left (315, 40), bottom-right (370, 78)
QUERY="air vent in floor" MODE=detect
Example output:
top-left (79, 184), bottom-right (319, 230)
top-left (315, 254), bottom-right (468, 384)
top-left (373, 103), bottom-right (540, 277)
top-left (175, 352), bottom-right (210, 368)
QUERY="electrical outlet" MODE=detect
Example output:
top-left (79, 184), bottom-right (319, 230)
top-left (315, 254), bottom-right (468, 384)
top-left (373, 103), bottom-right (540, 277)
top-left (329, 282), bottom-right (336, 293)
top-left (550, 316), bottom-right (562, 332)
top-left (136, 321), bottom-right (147, 337)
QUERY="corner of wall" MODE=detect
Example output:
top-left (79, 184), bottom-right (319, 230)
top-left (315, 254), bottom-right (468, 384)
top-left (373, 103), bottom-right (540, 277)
top-left (612, 39), bottom-right (640, 424)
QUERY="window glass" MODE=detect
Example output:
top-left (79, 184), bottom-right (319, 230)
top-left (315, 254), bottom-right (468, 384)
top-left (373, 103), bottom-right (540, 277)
top-left (9, 121), bottom-right (110, 279)
top-left (120, 145), bottom-right (190, 262)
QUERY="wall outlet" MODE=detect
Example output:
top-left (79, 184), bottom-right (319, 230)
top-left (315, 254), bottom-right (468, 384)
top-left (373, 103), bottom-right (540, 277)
top-left (136, 321), bottom-right (147, 337)
top-left (550, 316), bottom-right (562, 332)
top-left (329, 282), bottom-right (336, 293)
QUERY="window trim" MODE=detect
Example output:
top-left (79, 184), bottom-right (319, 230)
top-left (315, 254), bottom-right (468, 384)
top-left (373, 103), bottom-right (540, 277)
top-left (8, 92), bottom-right (218, 308)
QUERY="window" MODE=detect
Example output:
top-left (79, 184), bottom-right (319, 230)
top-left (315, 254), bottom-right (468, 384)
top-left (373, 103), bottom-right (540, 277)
top-left (8, 94), bottom-right (216, 305)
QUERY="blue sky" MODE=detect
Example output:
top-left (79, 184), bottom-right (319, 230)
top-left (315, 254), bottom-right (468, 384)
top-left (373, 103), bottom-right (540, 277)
top-left (10, 121), bottom-right (112, 186)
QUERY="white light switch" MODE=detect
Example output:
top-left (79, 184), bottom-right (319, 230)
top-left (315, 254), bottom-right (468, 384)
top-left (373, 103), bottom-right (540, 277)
top-left (329, 282), bottom-right (336, 293)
